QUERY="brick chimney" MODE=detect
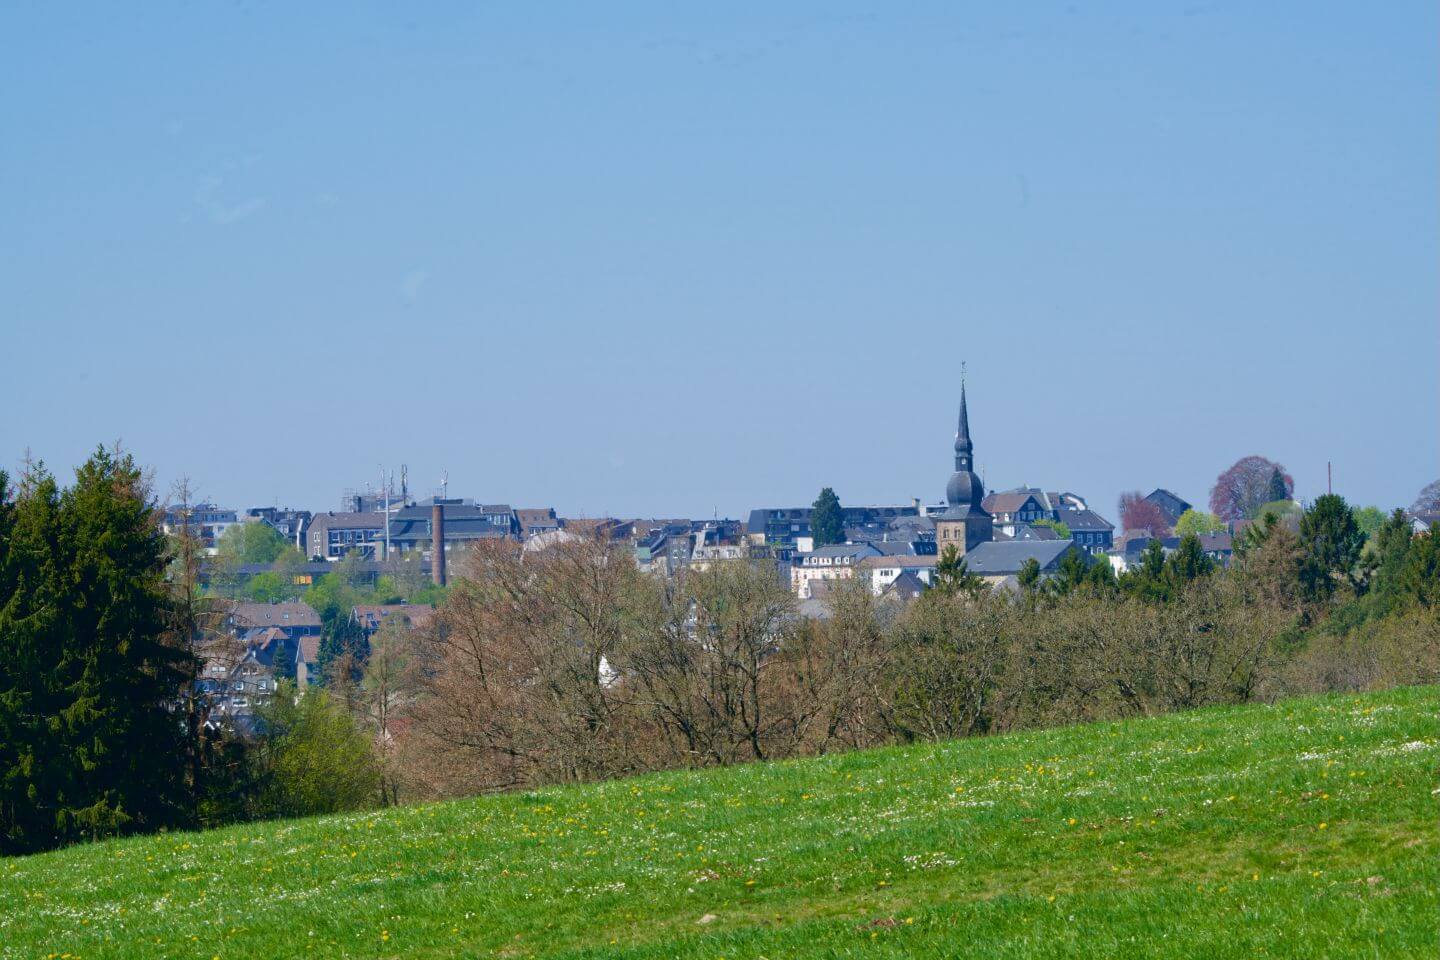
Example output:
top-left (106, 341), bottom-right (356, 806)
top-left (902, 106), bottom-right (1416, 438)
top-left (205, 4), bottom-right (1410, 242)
top-left (431, 502), bottom-right (447, 586)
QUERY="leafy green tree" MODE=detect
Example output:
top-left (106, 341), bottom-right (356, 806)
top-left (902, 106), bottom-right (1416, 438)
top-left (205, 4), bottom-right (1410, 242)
top-left (1365, 509), bottom-right (1415, 616)
top-left (1352, 506), bottom-right (1386, 541)
top-left (1397, 529), bottom-right (1440, 607)
top-left (933, 544), bottom-right (983, 597)
top-left (1121, 539), bottom-right (1170, 602)
top-left (810, 488), bottom-right (845, 547)
top-left (1298, 494), bottom-right (1365, 601)
top-left (1031, 518), bottom-right (1071, 539)
top-left (249, 684), bottom-right (379, 818)
top-left (1174, 509), bottom-right (1226, 538)
top-left (217, 521), bottom-right (289, 565)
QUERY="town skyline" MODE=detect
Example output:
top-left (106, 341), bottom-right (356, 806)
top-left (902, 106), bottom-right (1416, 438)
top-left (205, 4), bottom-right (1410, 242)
top-left (4, 4), bottom-right (1434, 521)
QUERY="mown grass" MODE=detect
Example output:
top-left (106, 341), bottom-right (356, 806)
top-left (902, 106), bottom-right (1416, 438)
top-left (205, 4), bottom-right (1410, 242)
top-left (2, 686), bottom-right (1436, 959)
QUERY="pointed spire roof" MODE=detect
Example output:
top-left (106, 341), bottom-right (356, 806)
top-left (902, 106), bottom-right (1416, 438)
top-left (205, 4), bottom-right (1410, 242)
top-left (955, 379), bottom-right (972, 460)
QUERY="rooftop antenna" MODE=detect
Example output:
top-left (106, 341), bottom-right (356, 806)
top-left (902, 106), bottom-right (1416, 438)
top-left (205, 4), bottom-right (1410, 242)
top-left (400, 464), bottom-right (408, 503)
top-left (440, 469), bottom-right (449, 500)
top-left (1327, 461), bottom-right (1332, 496)
top-left (380, 465), bottom-right (391, 561)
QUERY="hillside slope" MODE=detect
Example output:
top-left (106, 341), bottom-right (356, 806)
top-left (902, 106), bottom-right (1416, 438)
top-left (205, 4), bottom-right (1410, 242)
top-left (2, 686), bottom-right (1436, 959)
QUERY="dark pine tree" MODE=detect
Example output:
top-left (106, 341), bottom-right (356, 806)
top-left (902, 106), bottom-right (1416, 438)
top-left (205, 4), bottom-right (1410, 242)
top-left (810, 487), bottom-right (845, 547)
top-left (1297, 494), bottom-right (1365, 601)
top-left (0, 465), bottom-right (69, 854)
top-left (50, 448), bottom-right (194, 844)
top-left (1268, 467), bottom-right (1290, 504)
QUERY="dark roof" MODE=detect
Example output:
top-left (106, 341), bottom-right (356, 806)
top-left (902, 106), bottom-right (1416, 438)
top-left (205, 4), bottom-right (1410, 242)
top-left (230, 601), bottom-right (321, 629)
top-left (310, 512), bottom-right (386, 531)
top-left (1013, 524), bottom-right (1059, 541)
top-left (805, 543), bottom-right (884, 561)
top-left (982, 492), bottom-right (1043, 515)
top-left (389, 517), bottom-right (511, 543)
top-left (1056, 508), bottom-right (1114, 532)
top-left (962, 540), bottom-right (1076, 575)
top-left (1198, 533), bottom-right (1233, 553)
top-left (882, 570), bottom-right (928, 600)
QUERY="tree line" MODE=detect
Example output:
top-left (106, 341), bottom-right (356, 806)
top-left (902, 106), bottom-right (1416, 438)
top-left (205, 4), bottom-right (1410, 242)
top-left (2, 448), bottom-right (1437, 854)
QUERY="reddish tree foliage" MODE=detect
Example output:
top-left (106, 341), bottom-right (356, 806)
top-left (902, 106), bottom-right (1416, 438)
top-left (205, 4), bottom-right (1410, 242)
top-left (1209, 456), bottom-right (1293, 522)
top-left (1117, 491), bottom-right (1173, 538)
top-left (1412, 479), bottom-right (1440, 515)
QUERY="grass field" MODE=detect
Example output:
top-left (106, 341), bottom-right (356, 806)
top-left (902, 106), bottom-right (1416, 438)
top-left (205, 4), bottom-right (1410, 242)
top-left (2, 686), bottom-right (1436, 959)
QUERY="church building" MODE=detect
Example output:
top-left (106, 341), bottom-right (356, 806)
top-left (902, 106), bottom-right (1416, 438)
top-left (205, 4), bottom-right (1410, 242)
top-left (934, 381), bottom-right (993, 555)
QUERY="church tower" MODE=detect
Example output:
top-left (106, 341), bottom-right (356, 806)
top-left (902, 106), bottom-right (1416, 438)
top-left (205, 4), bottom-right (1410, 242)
top-left (934, 378), bottom-right (992, 555)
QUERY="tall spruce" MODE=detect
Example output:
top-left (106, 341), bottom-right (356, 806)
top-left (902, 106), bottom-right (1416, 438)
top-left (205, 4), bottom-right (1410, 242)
top-left (0, 448), bottom-right (195, 852)
top-left (0, 464), bottom-right (68, 854)
top-left (1297, 494), bottom-right (1364, 601)
top-left (53, 448), bottom-right (193, 842)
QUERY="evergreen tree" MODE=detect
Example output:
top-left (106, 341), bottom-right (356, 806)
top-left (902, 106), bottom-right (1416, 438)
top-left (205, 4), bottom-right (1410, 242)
top-left (1297, 494), bottom-right (1364, 601)
top-left (933, 545), bottom-right (983, 597)
top-left (810, 488), bottom-right (845, 547)
top-left (1268, 467), bottom-right (1289, 504)
top-left (1016, 557), bottom-right (1041, 593)
top-left (51, 448), bottom-right (193, 842)
top-left (1165, 533), bottom-right (1214, 587)
top-left (315, 608), bottom-right (369, 685)
top-left (1049, 547), bottom-right (1091, 596)
top-left (0, 465), bottom-right (68, 854)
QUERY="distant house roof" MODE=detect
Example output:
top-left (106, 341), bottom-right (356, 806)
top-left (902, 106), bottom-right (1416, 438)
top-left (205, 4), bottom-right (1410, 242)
top-left (803, 543), bottom-right (884, 562)
top-left (882, 570), bottom-right (928, 600)
top-left (352, 603), bottom-right (434, 633)
top-left (982, 492), bottom-right (1044, 516)
top-left (857, 555), bottom-right (938, 571)
top-left (1198, 533), bottom-right (1233, 554)
top-left (230, 601), bottom-right (321, 630)
top-left (1056, 508), bottom-right (1115, 533)
top-left (962, 540), bottom-right (1077, 576)
top-left (297, 635), bottom-right (321, 664)
top-left (1013, 524), bottom-right (1059, 541)
top-left (310, 511), bottom-right (386, 531)
top-left (1144, 489), bottom-right (1193, 523)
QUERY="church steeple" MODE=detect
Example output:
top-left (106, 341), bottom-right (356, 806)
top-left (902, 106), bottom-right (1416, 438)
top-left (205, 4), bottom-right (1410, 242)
top-left (955, 378), bottom-right (973, 471)
top-left (937, 369), bottom-right (993, 556)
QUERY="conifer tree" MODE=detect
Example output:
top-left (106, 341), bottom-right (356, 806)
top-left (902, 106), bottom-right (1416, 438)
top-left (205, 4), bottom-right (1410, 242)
top-left (810, 488), bottom-right (845, 547)
top-left (50, 448), bottom-right (193, 842)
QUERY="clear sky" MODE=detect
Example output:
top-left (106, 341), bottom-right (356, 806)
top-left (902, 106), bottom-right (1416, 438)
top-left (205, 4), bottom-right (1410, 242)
top-left (3, 3), bottom-right (1435, 520)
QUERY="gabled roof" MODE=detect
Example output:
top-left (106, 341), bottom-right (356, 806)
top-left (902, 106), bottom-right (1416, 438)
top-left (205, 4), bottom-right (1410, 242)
top-left (1056, 508), bottom-right (1115, 532)
top-left (962, 540), bottom-right (1076, 575)
top-left (982, 492), bottom-right (1044, 515)
top-left (882, 570), bottom-right (928, 600)
top-left (310, 512), bottom-right (386, 531)
top-left (857, 555), bottom-right (938, 571)
top-left (230, 601), bottom-right (321, 630)
top-left (804, 543), bottom-right (884, 561)
top-left (1198, 533), bottom-right (1234, 553)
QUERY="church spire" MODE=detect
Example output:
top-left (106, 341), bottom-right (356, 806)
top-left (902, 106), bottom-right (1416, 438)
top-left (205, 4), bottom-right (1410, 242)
top-left (954, 370), bottom-right (973, 470)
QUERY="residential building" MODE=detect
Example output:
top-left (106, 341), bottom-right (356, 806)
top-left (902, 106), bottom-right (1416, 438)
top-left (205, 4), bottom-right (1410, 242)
top-left (227, 600), bottom-right (322, 641)
top-left (160, 503), bottom-right (239, 554)
top-left (856, 555), bottom-right (938, 595)
top-left (244, 507), bottom-right (312, 550)
top-left (1056, 508), bottom-right (1115, 554)
top-left (307, 511), bottom-right (387, 560)
top-left (746, 502), bottom-right (926, 550)
top-left (982, 491), bottom-right (1050, 533)
top-left (790, 542), bottom-right (884, 597)
top-left (1145, 489), bottom-right (1193, 526)
top-left (386, 499), bottom-right (516, 557)
top-left (516, 507), bottom-right (562, 539)
top-left (352, 603), bottom-right (434, 637)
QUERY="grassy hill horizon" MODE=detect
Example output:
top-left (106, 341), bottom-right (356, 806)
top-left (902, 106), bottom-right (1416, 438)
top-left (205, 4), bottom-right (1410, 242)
top-left (2, 685), bottom-right (1436, 959)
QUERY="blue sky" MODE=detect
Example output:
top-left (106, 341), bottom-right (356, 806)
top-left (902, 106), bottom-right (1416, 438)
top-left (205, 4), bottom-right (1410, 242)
top-left (2, 3), bottom-right (1435, 519)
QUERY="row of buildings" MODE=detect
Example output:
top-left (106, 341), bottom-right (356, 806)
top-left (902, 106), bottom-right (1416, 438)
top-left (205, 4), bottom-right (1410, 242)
top-left (172, 386), bottom-right (1263, 606)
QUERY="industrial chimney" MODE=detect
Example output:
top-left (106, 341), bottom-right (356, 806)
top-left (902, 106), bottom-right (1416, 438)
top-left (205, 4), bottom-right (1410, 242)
top-left (431, 502), bottom-right (447, 587)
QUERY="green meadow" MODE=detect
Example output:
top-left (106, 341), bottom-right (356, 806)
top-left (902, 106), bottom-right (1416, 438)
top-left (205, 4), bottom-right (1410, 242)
top-left (3, 685), bottom-right (1436, 959)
